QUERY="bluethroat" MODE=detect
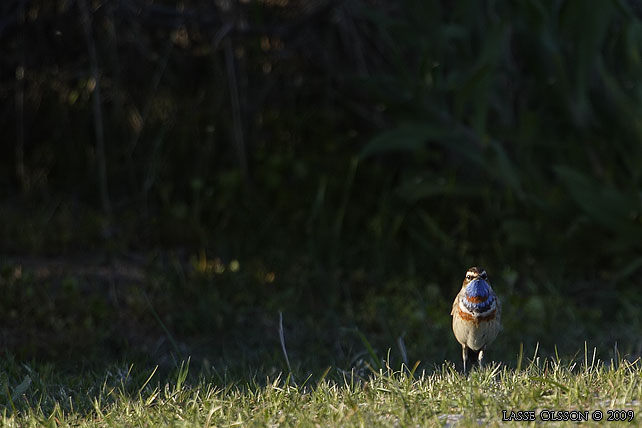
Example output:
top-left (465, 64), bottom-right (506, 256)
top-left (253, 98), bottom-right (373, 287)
top-left (451, 267), bottom-right (501, 372)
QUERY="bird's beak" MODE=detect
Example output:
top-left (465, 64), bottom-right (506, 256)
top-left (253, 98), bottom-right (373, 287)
top-left (472, 278), bottom-right (486, 285)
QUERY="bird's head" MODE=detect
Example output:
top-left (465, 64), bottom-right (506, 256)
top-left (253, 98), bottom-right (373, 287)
top-left (461, 267), bottom-right (491, 301)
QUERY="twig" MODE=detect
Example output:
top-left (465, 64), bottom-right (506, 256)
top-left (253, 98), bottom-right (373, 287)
top-left (15, 0), bottom-right (26, 192)
top-left (397, 334), bottom-right (408, 367)
top-left (223, 36), bottom-right (251, 185)
top-left (78, 0), bottom-right (112, 215)
top-left (145, 293), bottom-right (182, 359)
top-left (128, 11), bottom-right (176, 158)
top-left (279, 311), bottom-right (293, 373)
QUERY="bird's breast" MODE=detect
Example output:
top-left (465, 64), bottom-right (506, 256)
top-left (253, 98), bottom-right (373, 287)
top-left (456, 305), bottom-right (497, 325)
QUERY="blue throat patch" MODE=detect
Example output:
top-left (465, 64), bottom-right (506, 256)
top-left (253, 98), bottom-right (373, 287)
top-left (465, 279), bottom-right (490, 299)
top-left (463, 279), bottom-right (494, 313)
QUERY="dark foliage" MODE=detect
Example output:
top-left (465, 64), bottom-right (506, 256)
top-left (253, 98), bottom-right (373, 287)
top-left (1, 0), bottom-right (641, 368)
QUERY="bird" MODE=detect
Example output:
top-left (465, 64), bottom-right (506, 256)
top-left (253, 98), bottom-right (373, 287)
top-left (451, 267), bottom-right (501, 372)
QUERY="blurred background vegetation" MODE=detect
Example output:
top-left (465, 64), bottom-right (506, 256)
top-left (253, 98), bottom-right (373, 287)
top-left (1, 0), bottom-right (641, 374)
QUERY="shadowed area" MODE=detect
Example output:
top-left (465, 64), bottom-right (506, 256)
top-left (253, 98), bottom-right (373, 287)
top-left (0, 0), bottom-right (641, 378)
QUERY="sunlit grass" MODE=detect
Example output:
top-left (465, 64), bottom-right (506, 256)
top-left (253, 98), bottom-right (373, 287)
top-left (2, 349), bottom-right (642, 427)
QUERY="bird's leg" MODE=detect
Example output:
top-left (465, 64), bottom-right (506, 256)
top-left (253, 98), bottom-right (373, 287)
top-left (478, 349), bottom-right (484, 367)
top-left (462, 345), bottom-right (468, 373)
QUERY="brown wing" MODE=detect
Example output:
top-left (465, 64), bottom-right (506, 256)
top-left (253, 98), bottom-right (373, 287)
top-left (451, 292), bottom-right (460, 316)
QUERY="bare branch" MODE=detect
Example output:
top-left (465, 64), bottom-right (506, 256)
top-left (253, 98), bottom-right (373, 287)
top-left (78, 0), bottom-right (112, 215)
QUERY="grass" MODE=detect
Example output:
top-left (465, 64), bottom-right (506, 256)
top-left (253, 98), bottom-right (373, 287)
top-left (2, 256), bottom-right (642, 426)
top-left (2, 349), bottom-right (641, 427)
